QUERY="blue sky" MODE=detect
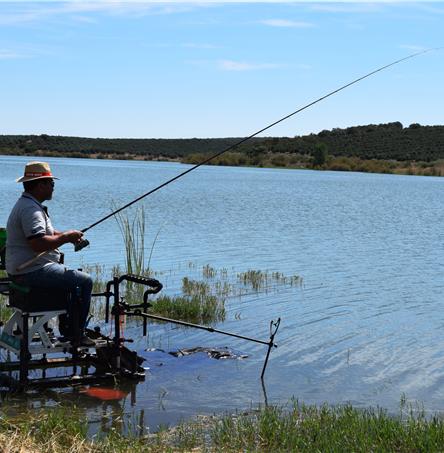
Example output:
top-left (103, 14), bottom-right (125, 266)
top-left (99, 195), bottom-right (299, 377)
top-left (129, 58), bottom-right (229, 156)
top-left (0, 1), bottom-right (443, 138)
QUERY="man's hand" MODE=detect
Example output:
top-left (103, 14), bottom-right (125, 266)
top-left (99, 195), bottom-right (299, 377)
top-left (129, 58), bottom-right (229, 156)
top-left (62, 230), bottom-right (84, 245)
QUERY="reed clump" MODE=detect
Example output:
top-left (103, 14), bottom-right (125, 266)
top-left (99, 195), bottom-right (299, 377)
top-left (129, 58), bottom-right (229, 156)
top-left (150, 277), bottom-right (226, 324)
top-left (202, 264), bottom-right (217, 278)
top-left (149, 294), bottom-right (225, 325)
top-left (82, 264), bottom-right (302, 322)
top-left (237, 269), bottom-right (303, 291)
top-left (115, 206), bottom-right (146, 278)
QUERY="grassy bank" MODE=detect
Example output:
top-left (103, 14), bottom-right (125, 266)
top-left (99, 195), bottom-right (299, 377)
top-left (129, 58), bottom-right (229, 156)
top-left (182, 151), bottom-right (444, 177)
top-left (3, 147), bottom-right (444, 177)
top-left (2, 401), bottom-right (444, 452)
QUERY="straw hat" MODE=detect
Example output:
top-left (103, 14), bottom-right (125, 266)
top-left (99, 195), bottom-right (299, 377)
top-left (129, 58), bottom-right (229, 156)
top-left (16, 161), bottom-right (59, 183)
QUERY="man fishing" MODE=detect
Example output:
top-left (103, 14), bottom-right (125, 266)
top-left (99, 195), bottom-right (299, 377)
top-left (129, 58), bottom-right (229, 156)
top-left (6, 161), bottom-right (94, 346)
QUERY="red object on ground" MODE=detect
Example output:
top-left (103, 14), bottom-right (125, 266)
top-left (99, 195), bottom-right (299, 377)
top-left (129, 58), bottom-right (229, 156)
top-left (83, 387), bottom-right (127, 401)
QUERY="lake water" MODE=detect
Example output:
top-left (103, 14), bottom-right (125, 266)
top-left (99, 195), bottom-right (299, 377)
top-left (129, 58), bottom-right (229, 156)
top-left (1, 155), bottom-right (444, 431)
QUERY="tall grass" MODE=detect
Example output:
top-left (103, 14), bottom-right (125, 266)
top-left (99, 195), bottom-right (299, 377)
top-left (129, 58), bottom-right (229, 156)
top-left (114, 206), bottom-right (146, 277)
top-left (211, 400), bottom-right (444, 452)
top-left (114, 206), bottom-right (164, 302)
top-left (4, 401), bottom-right (444, 452)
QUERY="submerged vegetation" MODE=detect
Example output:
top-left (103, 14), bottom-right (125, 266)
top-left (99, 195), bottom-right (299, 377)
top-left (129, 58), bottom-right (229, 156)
top-left (79, 263), bottom-right (302, 326)
top-left (2, 400), bottom-right (444, 452)
top-left (238, 270), bottom-right (302, 291)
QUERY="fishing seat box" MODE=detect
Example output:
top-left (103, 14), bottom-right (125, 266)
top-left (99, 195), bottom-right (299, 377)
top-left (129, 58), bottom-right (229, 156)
top-left (8, 282), bottom-right (69, 312)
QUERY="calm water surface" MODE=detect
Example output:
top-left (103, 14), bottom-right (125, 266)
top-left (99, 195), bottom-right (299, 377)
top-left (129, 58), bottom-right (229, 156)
top-left (1, 155), bottom-right (444, 430)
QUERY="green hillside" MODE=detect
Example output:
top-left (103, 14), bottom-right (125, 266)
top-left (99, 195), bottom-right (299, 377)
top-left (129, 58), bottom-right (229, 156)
top-left (1, 122), bottom-right (443, 162)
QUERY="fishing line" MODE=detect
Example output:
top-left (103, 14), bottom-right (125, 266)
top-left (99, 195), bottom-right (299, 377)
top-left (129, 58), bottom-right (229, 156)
top-left (81, 48), bottom-right (440, 236)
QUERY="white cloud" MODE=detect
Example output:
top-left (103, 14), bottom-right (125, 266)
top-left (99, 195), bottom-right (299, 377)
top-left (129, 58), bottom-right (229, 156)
top-left (414, 4), bottom-right (444, 14)
top-left (399, 44), bottom-right (427, 52)
top-left (71, 14), bottom-right (98, 23)
top-left (218, 59), bottom-right (281, 71)
top-left (0, 49), bottom-right (26, 59)
top-left (181, 43), bottom-right (222, 49)
top-left (260, 19), bottom-right (314, 28)
top-left (309, 3), bottom-right (384, 13)
top-left (296, 63), bottom-right (311, 70)
top-left (0, 2), bottom-right (193, 25)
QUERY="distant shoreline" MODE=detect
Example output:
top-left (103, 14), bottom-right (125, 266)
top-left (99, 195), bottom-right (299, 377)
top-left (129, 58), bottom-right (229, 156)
top-left (1, 149), bottom-right (443, 178)
top-left (2, 122), bottom-right (444, 177)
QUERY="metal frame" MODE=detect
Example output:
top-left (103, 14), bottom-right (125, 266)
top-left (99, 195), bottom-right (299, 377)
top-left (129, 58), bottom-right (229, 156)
top-left (0, 275), bottom-right (148, 391)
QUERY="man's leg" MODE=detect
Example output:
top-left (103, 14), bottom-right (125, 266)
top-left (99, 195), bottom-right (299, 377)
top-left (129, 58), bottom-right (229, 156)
top-left (17, 263), bottom-right (93, 333)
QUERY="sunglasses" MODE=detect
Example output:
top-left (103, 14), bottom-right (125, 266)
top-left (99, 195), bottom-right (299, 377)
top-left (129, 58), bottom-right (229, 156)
top-left (41, 179), bottom-right (55, 187)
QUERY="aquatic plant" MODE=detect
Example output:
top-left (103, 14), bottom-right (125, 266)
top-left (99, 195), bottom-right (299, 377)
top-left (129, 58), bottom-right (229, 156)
top-left (182, 277), bottom-right (211, 298)
top-left (114, 206), bottom-right (146, 278)
top-left (202, 264), bottom-right (217, 278)
top-left (237, 269), bottom-right (303, 291)
top-left (214, 280), bottom-right (233, 298)
top-left (150, 293), bottom-right (225, 325)
top-left (113, 206), bottom-right (167, 305)
top-left (83, 263), bottom-right (303, 323)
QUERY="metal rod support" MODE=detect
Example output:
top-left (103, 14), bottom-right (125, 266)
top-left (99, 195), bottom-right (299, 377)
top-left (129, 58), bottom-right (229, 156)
top-left (125, 311), bottom-right (277, 347)
top-left (261, 318), bottom-right (281, 380)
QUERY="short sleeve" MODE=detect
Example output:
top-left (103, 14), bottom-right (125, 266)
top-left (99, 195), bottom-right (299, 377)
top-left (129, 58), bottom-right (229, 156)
top-left (21, 208), bottom-right (47, 240)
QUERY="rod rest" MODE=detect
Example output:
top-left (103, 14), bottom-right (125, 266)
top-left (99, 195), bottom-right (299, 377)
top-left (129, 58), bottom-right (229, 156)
top-left (118, 274), bottom-right (163, 294)
top-left (8, 282), bottom-right (69, 312)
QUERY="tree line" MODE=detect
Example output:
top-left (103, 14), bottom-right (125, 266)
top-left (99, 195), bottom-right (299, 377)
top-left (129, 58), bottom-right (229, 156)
top-left (1, 122), bottom-right (443, 162)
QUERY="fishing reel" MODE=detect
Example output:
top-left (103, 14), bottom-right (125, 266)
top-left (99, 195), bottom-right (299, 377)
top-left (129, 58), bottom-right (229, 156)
top-left (74, 238), bottom-right (90, 252)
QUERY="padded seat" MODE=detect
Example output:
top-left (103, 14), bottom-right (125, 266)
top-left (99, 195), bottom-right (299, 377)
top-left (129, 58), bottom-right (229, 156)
top-left (8, 282), bottom-right (69, 312)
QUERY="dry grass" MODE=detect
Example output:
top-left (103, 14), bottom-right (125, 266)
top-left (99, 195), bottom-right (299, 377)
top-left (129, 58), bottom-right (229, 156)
top-left (0, 426), bottom-right (88, 453)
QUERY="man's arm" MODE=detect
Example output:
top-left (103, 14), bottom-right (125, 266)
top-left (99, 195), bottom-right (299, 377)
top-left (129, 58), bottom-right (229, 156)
top-left (28, 230), bottom-right (83, 253)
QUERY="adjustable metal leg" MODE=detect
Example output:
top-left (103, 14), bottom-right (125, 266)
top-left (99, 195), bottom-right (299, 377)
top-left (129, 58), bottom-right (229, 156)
top-left (113, 277), bottom-right (121, 371)
top-left (19, 313), bottom-right (29, 386)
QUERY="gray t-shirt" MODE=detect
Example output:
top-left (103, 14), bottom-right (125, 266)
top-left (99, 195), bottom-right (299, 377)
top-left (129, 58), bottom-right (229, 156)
top-left (6, 193), bottom-right (61, 275)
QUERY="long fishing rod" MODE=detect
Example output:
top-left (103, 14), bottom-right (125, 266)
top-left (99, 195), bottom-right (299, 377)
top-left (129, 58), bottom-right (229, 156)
top-left (81, 48), bottom-right (437, 237)
top-left (16, 48), bottom-right (440, 272)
